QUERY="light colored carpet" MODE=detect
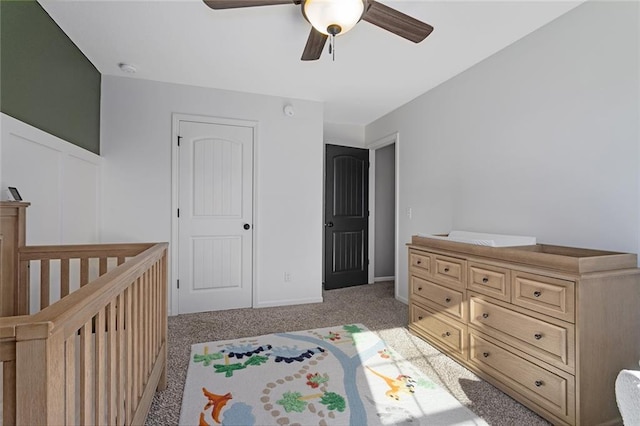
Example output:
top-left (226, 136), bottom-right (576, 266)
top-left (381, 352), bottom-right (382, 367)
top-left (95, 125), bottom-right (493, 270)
top-left (146, 281), bottom-right (550, 426)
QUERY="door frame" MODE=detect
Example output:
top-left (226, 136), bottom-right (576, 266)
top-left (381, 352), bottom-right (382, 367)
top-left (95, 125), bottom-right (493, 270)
top-left (366, 132), bottom-right (401, 301)
top-left (170, 113), bottom-right (258, 315)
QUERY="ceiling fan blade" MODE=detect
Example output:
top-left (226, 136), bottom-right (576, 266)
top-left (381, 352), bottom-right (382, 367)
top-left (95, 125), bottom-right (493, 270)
top-left (203, 0), bottom-right (297, 10)
top-left (301, 28), bottom-right (328, 61)
top-left (362, 0), bottom-right (433, 43)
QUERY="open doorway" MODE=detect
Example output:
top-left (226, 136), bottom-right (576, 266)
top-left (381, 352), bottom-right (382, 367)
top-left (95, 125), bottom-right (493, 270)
top-left (373, 143), bottom-right (395, 282)
top-left (367, 132), bottom-right (399, 298)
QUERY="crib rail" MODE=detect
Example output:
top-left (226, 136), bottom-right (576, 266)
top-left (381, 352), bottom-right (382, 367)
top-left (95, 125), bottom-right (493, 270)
top-left (8, 242), bottom-right (167, 425)
top-left (17, 243), bottom-right (154, 314)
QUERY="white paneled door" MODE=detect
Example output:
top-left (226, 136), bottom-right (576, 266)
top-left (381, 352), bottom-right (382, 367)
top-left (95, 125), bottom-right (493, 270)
top-left (177, 120), bottom-right (253, 314)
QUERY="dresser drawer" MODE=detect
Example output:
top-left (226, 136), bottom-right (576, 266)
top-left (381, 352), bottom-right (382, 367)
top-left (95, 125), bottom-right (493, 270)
top-left (469, 297), bottom-right (574, 371)
top-left (512, 272), bottom-right (575, 323)
top-left (432, 254), bottom-right (466, 290)
top-left (409, 250), bottom-right (431, 277)
top-left (469, 332), bottom-right (575, 423)
top-left (410, 303), bottom-right (466, 358)
top-left (411, 276), bottom-right (465, 321)
top-left (468, 261), bottom-right (511, 302)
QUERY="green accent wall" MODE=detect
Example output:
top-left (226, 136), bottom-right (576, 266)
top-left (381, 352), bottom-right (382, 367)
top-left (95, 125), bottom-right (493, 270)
top-left (1, 0), bottom-right (101, 154)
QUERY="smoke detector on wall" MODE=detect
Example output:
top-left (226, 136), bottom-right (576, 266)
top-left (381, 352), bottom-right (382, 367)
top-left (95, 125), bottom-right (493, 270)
top-left (283, 104), bottom-right (295, 117)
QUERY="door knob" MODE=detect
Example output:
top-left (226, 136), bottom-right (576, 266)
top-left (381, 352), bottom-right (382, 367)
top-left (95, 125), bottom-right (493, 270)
top-left (243, 223), bottom-right (251, 230)
top-left (325, 222), bottom-right (334, 228)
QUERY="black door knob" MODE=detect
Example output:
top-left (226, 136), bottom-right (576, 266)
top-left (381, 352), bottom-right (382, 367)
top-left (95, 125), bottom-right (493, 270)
top-left (325, 222), bottom-right (334, 228)
top-left (243, 223), bottom-right (251, 230)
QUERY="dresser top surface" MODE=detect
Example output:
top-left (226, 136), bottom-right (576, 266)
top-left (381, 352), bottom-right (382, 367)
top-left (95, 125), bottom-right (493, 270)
top-left (409, 235), bottom-right (638, 274)
top-left (0, 201), bottom-right (30, 208)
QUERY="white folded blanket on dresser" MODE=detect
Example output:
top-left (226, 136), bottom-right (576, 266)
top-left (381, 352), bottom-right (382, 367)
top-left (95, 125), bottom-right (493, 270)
top-left (616, 369), bottom-right (640, 424)
top-left (419, 230), bottom-right (537, 247)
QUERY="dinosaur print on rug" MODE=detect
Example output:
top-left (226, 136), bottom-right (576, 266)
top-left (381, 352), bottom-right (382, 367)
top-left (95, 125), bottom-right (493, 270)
top-left (179, 324), bottom-right (487, 425)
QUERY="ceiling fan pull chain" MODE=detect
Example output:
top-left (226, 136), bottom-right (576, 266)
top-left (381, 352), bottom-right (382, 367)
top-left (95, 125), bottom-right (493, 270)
top-left (330, 34), bottom-right (335, 61)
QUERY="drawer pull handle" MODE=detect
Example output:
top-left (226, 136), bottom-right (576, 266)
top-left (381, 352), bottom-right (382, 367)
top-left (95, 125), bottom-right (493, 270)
top-left (482, 277), bottom-right (489, 284)
top-left (534, 333), bottom-right (542, 340)
top-left (535, 380), bottom-right (544, 387)
top-left (482, 352), bottom-right (489, 358)
top-left (482, 313), bottom-right (489, 319)
top-left (417, 260), bottom-right (422, 265)
top-left (443, 331), bottom-right (451, 337)
top-left (445, 297), bottom-right (452, 303)
top-left (444, 267), bottom-right (450, 273)
top-left (418, 287), bottom-right (423, 291)
top-left (418, 316), bottom-right (423, 320)
top-left (533, 291), bottom-right (542, 297)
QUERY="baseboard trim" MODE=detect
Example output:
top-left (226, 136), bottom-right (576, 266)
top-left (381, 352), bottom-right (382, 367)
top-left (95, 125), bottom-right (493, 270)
top-left (254, 296), bottom-right (324, 309)
top-left (374, 276), bottom-right (394, 282)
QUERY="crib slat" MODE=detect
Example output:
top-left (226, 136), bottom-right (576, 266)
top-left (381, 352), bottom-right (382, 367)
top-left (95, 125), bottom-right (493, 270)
top-left (95, 309), bottom-right (106, 424)
top-left (17, 261), bottom-right (30, 315)
top-left (80, 321), bottom-right (93, 425)
top-left (151, 263), bottom-right (157, 360)
top-left (40, 259), bottom-right (50, 310)
top-left (140, 274), bottom-right (146, 384)
top-left (125, 286), bottom-right (133, 422)
top-left (107, 301), bottom-right (117, 425)
top-left (131, 281), bottom-right (138, 406)
top-left (153, 263), bottom-right (158, 361)
top-left (159, 251), bottom-right (168, 390)
top-left (142, 273), bottom-right (147, 380)
top-left (145, 272), bottom-right (150, 378)
top-left (152, 264), bottom-right (157, 361)
top-left (141, 276), bottom-right (147, 390)
top-left (99, 257), bottom-right (108, 276)
top-left (147, 265), bottom-right (156, 372)
top-left (117, 293), bottom-right (126, 425)
top-left (80, 258), bottom-right (89, 287)
top-left (136, 277), bottom-right (143, 398)
top-left (61, 258), bottom-right (70, 298)
top-left (66, 335), bottom-right (76, 425)
top-left (156, 262), bottom-right (160, 355)
top-left (3, 360), bottom-right (16, 425)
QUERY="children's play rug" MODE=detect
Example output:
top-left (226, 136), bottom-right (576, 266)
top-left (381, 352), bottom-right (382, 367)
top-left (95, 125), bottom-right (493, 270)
top-left (179, 324), bottom-right (487, 425)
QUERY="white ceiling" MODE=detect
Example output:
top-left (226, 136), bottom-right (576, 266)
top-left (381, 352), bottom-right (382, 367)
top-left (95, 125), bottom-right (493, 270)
top-left (38, 0), bottom-right (583, 125)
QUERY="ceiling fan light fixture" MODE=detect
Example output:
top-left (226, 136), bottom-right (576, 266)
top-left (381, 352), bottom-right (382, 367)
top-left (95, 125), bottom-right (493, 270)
top-left (302, 0), bottom-right (364, 36)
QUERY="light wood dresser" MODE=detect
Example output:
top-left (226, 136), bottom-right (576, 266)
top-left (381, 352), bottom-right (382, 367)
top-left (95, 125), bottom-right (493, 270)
top-left (407, 235), bottom-right (640, 426)
top-left (0, 202), bottom-right (29, 317)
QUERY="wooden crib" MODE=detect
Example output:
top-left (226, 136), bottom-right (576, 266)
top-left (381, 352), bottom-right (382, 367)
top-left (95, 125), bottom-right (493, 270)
top-left (1, 202), bottom-right (168, 425)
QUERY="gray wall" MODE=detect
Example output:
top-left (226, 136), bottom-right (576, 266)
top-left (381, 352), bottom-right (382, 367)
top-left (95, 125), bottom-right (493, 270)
top-left (366, 1), bottom-right (639, 302)
top-left (0, 1), bottom-right (101, 154)
top-left (375, 143), bottom-right (395, 278)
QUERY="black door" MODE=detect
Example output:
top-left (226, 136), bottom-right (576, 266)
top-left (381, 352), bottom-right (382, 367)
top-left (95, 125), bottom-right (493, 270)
top-left (324, 144), bottom-right (369, 290)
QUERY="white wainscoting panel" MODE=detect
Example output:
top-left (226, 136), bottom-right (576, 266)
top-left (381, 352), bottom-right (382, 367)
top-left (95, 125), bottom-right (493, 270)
top-left (0, 113), bottom-right (101, 313)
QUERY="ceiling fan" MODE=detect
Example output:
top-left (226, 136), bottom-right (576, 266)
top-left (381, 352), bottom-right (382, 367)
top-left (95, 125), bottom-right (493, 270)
top-left (203, 0), bottom-right (434, 61)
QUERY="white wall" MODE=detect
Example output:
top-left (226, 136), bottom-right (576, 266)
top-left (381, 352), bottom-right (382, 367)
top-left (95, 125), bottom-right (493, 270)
top-left (324, 122), bottom-right (365, 147)
top-left (0, 113), bottom-right (101, 245)
top-left (366, 1), bottom-right (640, 303)
top-left (100, 76), bottom-right (324, 312)
top-left (1, 113), bottom-right (102, 313)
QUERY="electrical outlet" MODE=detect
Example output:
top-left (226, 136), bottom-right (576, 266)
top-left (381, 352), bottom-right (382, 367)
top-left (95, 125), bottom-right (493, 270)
top-left (284, 272), bottom-right (291, 282)
top-left (407, 207), bottom-right (412, 219)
